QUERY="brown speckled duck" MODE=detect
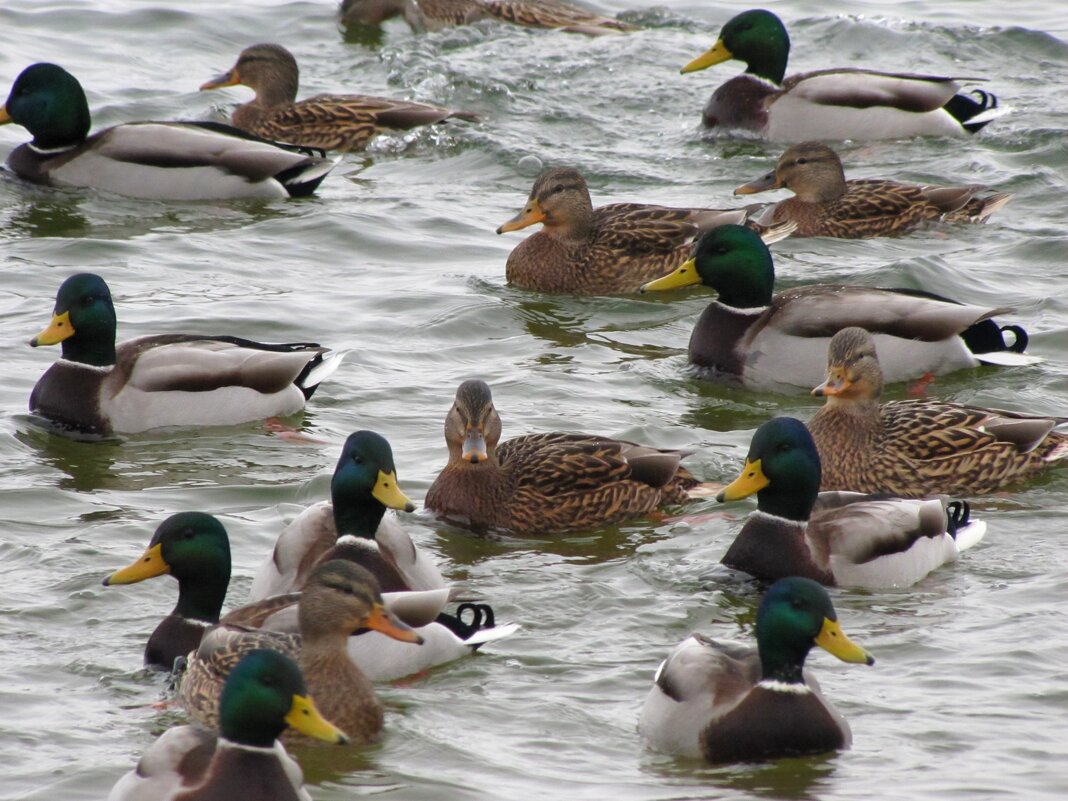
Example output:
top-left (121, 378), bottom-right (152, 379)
top-left (340, 0), bottom-right (636, 35)
top-left (735, 142), bottom-right (1012, 238)
top-left (808, 327), bottom-right (1068, 497)
top-left (497, 166), bottom-right (793, 294)
top-left (424, 379), bottom-right (702, 535)
top-left (179, 560), bottom-right (423, 745)
top-left (200, 43), bottom-right (477, 152)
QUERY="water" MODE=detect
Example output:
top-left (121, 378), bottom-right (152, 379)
top-left (1, 1), bottom-right (1067, 798)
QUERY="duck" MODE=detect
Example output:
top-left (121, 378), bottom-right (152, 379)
top-left (638, 225), bottom-right (1037, 391)
top-left (250, 430), bottom-right (443, 600)
top-left (638, 576), bottom-right (874, 763)
top-left (339, 0), bottom-right (637, 35)
top-left (496, 166), bottom-right (795, 294)
top-left (424, 379), bottom-right (705, 535)
top-left (27, 273), bottom-right (344, 436)
top-left (715, 416), bottom-right (986, 588)
top-left (108, 649), bottom-right (346, 801)
top-left (807, 327), bottom-right (1068, 497)
top-left (200, 44), bottom-right (478, 152)
top-left (734, 142), bottom-right (1012, 238)
top-left (179, 561), bottom-right (423, 745)
top-left (681, 8), bottom-right (1004, 141)
top-left (1, 63), bottom-right (335, 200)
top-left (102, 512), bottom-right (231, 672)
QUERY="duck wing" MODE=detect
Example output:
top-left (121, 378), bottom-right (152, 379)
top-left (783, 69), bottom-right (977, 112)
top-left (249, 502), bottom-right (337, 601)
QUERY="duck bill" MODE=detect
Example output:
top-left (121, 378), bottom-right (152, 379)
top-left (681, 39), bottom-right (733, 74)
top-left (639, 258), bottom-right (701, 293)
top-left (199, 68), bottom-right (241, 91)
top-left (812, 370), bottom-right (849, 397)
top-left (462, 429), bottom-right (488, 464)
top-left (372, 470), bottom-right (415, 513)
top-left (0, 105), bottom-right (11, 125)
top-left (285, 694), bottom-right (350, 744)
top-left (734, 172), bottom-right (782, 195)
top-left (716, 458), bottom-right (770, 502)
top-left (364, 602), bottom-right (425, 644)
top-left (496, 199), bottom-right (545, 234)
top-left (815, 617), bottom-right (875, 666)
top-left (103, 543), bottom-right (169, 586)
top-left (30, 311), bottom-right (74, 347)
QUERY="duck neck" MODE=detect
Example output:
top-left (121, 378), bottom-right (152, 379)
top-left (755, 480), bottom-right (817, 522)
top-left (172, 569), bottom-right (227, 623)
top-left (331, 489), bottom-right (386, 541)
top-left (758, 638), bottom-right (808, 684)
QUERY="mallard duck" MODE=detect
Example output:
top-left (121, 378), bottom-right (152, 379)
top-left (715, 416), bottom-right (986, 587)
top-left (103, 513), bottom-right (231, 672)
top-left (808, 327), bottom-right (1068, 497)
top-left (681, 9), bottom-right (1004, 140)
top-left (200, 44), bottom-right (478, 152)
top-left (27, 273), bottom-right (343, 436)
top-left (1, 63), bottom-right (335, 200)
top-left (340, 0), bottom-right (636, 35)
top-left (496, 166), bottom-right (795, 294)
top-left (734, 141), bottom-right (1012, 238)
top-left (639, 576), bottom-right (874, 763)
top-left (424, 379), bottom-right (704, 535)
top-left (250, 430), bottom-right (442, 600)
top-left (638, 225), bottom-right (1037, 391)
top-left (180, 561), bottom-right (423, 745)
top-left (108, 649), bottom-right (346, 801)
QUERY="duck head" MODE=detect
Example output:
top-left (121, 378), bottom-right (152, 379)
top-left (497, 167), bottom-right (594, 238)
top-left (681, 9), bottom-right (790, 85)
top-left (331, 431), bottom-right (415, 538)
top-left (1, 63), bottom-right (91, 149)
top-left (30, 273), bottom-right (118, 366)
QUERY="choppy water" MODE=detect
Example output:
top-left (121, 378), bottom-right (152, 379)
top-left (2, 1), bottom-right (1067, 799)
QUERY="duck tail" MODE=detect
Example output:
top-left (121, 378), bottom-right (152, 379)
top-left (945, 88), bottom-right (1011, 133)
top-left (296, 348), bottom-right (347, 399)
top-left (278, 155), bottom-right (340, 198)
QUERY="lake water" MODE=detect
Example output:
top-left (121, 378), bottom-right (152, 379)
top-left (1, 1), bottom-right (1067, 799)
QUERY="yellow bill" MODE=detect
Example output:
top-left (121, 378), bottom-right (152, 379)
top-left (30, 311), bottom-right (74, 347)
top-left (372, 470), bottom-right (415, 512)
top-left (103, 543), bottom-right (169, 586)
top-left (815, 617), bottom-right (875, 666)
top-left (639, 258), bottom-right (702, 293)
top-left (285, 694), bottom-right (349, 744)
top-left (716, 458), bottom-right (769, 502)
top-left (496, 199), bottom-right (545, 234)
top-left (681, 40), bottom-right (734, 74)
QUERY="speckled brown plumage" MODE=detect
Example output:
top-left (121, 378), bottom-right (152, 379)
top-left (179, 562), bottom-right (406, 745)
top-left (424, 379), bottom-right (698, 535)
top-left (808, 327), bottom-right (1068, 497)
top-left (498, 167), bottom-right (790, 294)
top-left (340, 0), bottom-right (636, 34)
top-left (737, 142), bottom-right (1011, 238)
top-left (201, 43), bottom-right (476, 152)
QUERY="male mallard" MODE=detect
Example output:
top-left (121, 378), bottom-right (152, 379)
top-left (808, 327), bottom-right (1068, 497)
top-left (108, 649), bottom-right (346, 801)
top-left (638, 577), bottom-right (874, 763)
top-left (180, 561), bottom-right (423, 745)
top-left (424, 379), bottom-right (703, 535)
top-left (734, 141), bottom-right (1012, 238)
top-left (715, 417), bottom-right (986, 587)
top-left (200, 44), bottom-right (478, 152)
top-left (1, 63), bottom-right (335, 200)
top-left (250, 430), bottom-right (517, 677)
top-left (250, 430), bottom-right (442, 600)
top-left (496, 166), bottom-right (794, 294)
top-left (681, 9), bottom-right (1003, 140)
top-left (639, 225), bottom-right (1036, 391)
top-left (28, 273), bottom-right (343, 436)
top-left (103, 513), bottom-right (231, 672)
top-left (340, 0), bottom-right (636, 35)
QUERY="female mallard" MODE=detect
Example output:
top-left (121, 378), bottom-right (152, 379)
top-left (340, 0), bottom-right (636, 35)
top-left (200, 44), bottom-right (478, 152)
top-left (109, 649), bottom-right (346, 801)
top-left (639, 577), bottom-right (874, 763)
top-left (681, 9), bottom-right (1003, 140)
top-left (497, 166), bottom-right (794, 294)
top-left (424, 379), bottom-right (703, 535)
top-left (28, 273), bottom-right (343, 436)
top-left (734, 141), bottom-right (1012, 238)
top-left (808, 327), bottom-right (1068, 497)
top-left (1, 63), bottom-right (335, 200)
top-left (715, 417), bottom-right (986, 588)
top-left (639, 225), bottom-right (1035, 391)
top-left (103, 513), bottom-right (231, 672)
top-left (180, 561), bottom-right (423, 745)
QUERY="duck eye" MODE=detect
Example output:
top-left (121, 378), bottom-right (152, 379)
top-left (776, 442), bottom-right (792, 453)
top-left (796, 158), bottom-right (808, 165)
top-left (352, 456), bottom-right (364, 466)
